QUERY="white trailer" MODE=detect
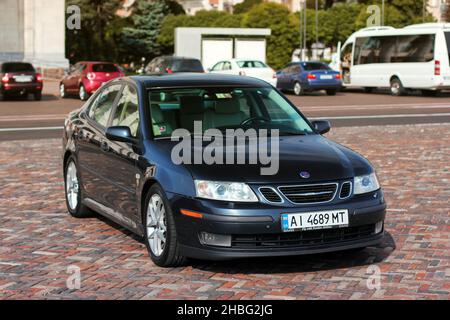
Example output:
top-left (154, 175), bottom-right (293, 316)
top-left (175, 28), bottom-right (271, 71)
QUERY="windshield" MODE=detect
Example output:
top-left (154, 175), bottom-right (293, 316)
top-left (171, 59), bottom-right (204, 72)
top-left (237, 60), bottom-right (268, 68)
top-left (301, 62), bottom-right (330, 71)
top-left (92, 63), bottom-right (118, 73)
top-left (148, 87), bottom-right (313, 138)
top-left (3, 63), bottom-right (35, 73)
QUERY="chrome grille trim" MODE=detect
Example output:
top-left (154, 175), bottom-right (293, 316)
top-left (258, 186), bottom-right (284, 204)
top-left (277, 183), bottom-right (338, 205)
top-left (339, 181), bottom-right (352, 199)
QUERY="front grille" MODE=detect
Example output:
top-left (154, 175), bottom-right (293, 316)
top-left (340, 181), bottom-right (352, 199)
top-left (231, 224), bottom-right (375, 249)
top-left (259, 187), bottom-right (283, 203)
top-left (278, 183), bottom-right (337, 204)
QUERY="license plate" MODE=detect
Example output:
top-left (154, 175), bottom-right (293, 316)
top-left (14, 76), bottom-right (33, 83)
top-left (281, 209), bottom-right (349, 232)
top-left (320, 75), bottom-right (333, 80)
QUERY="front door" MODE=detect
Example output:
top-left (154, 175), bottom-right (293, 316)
top-left (106, 83), bottom-right (141, 223)
top-left (76, 83), bottom-right (122, 204)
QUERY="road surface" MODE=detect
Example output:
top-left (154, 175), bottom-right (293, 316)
top-left (0, 80), bottom-right (449, 140)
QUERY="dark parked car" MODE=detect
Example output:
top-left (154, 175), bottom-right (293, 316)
top-left (0, 62), bottom-right (43, 101)
top-left (62, 74), bottom-right (386, 267)
top-left (276, 61), bottom-right (342, 96)
top-left (144, 56), bottom-right (204, 74)
top-left (60, 61), bottom-right (124, 101)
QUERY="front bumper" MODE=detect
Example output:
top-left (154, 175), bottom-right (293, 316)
top-left (168, 189), bottom-right (386, 260)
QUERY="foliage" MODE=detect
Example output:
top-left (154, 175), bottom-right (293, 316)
top-left (233, 0), bottom-right (262, 14)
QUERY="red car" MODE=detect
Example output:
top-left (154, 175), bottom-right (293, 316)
top-left (0, 62), bottom-right (43, 101)
top-left (60, 61), bottom-right (124, 100)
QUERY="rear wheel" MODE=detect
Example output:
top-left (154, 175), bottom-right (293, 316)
top-left (79, 85), bottom-right (88, 101)
top-left (64, 156), bottom-right (93, 218)
top-left (421, 89), bottom-right (440, 97)
top-left (390, 78), bottom-right (405, 96)
top-left (144, 184), bottom-right (186, 267)
top-left (34, 92), bottom-right (42, 101)
top-left (326, 89), bottom-right (337, 96)
top-left (60, 84), bottom-right (67, 98)
top-left (293, 82), bottom-right (303, 96)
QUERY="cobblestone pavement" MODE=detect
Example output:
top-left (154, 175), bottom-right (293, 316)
top-left (0, 123), bottom-right (449, 300)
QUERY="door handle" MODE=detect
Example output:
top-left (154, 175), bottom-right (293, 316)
top-left (100, 140), bottom-right (109, 152)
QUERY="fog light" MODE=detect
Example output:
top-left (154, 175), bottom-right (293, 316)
top-left (199, 232), bottom-right (231, 247)
top-left (375, 221), bottom-right (384, 234)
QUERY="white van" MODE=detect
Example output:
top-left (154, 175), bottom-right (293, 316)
top-left (338, 23), bottom-right (450, 95)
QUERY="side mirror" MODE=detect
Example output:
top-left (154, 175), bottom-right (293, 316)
top-left (105, 126), bottom-right (137, 144)
top-left (312, 120), bottom-right (331, 135)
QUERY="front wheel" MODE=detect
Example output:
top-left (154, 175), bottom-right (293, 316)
top-left (144, 184), bottom-right (186, 267)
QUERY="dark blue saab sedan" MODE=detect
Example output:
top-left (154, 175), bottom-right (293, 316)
top-left (276, 61), bottom-right (342, 96)
top-left (62, 73), bottom-right (385, 267)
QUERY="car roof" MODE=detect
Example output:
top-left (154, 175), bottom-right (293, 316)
top-left (130, 73), bottom-right (271, 88)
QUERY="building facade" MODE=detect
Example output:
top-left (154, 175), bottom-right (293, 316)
top-left (0, 0), bottom-right (69, 75)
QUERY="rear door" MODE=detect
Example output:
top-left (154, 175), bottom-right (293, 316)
top-left (76, 83), bottom-right (122, 205)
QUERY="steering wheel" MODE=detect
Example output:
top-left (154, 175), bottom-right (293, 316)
top-left (240, 116), bottom-right (270, 126)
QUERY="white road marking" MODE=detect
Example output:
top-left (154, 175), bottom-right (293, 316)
top-left (1, 112), bottom-right (450, 133)
top-left (311, 113), bottom-right (450, 120)
top-left (0, 126), bottom-right (62, 132)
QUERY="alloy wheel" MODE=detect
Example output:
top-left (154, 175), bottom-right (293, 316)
top-left (146, 194), bottom-right (167, 257)
top-left (79, 86), bottom-right (87, 100)
top-left (60, 84), bottom-right (66, 98)
top-left (294, 82), bottom-right (302, 95)
top-left (66, 161), bottom-right (79, 211)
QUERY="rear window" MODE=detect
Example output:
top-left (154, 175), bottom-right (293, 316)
top-left (92, 63), bottom-right (118, 73)
top-left (237, 60), bottom-right (268, 68)
top-left (445, 32), bottom-right (450, 66)
top-left (3, 62), bottom-right (35, 73)
top-left (171, 59), bottom-right (204, 72)
top-left (301, 62), bottom-right (330, 71)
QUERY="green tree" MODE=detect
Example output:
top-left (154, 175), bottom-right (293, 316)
top-left (66, 0), bottom-right (123, 63)
top-left (233, 0), bottom-right (262, 14)
top-left (121, 0), bottom-right (170, 61)
top-left (243, 3), bottom-right (298, 69)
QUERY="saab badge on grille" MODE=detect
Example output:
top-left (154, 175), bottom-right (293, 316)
top-left (299, 171), bottom-right (310, 179)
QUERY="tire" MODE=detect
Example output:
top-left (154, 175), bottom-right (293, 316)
top-left (79, 85), bottom-right (88, 101)
top-left (390, 78), bottom-right (405, 96)
top-left (326, 89), bottom-right (337, 96)
top-left (364, 87), bottom-right (374, 93)
top-left (421, 90), bottom-right (440, 97)
top-left (60, 83), bottom-right (67, 98)
top-left (293, 82), bottom-right (303, 96)
top-left (34, 92), bottom-right (42, 101)
top-left (64, 156), bottom-right (93, 218)
top-left (144, 184), bottom-right (186, 267)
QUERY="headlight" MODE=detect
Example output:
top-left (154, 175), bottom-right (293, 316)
top-left (194, 180), bottom-right (258, 202)
top-left (354, 173), bottom-right (380, 195)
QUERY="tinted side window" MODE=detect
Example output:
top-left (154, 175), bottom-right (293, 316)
top-left (111, 85), bottom-right (139, 137)
top-left (88, 84), bottom-right (122, 127)
top-left (211, 62), bottom-right (224, 71)
top-left (445, 32), bottom-right (450, 66)
top-left (396, 34), bottom-right (434, 62)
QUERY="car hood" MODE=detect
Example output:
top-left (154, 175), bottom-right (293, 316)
top-left (156, 134), bottom-right (373, 184)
